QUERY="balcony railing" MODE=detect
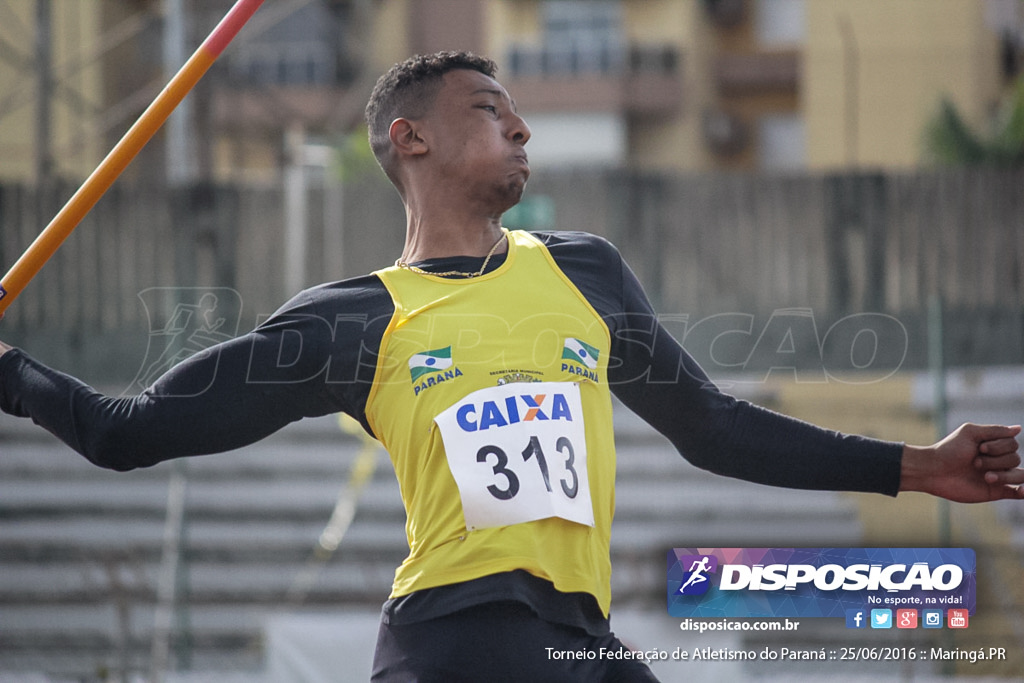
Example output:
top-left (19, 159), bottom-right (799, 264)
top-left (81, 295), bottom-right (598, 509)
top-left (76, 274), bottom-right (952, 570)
top-left (504, 43), bottom-right (683, 116)
top-left (507, 43), bottom-right (678, 78)
top-left (715, 50), bottom-right (800, 95)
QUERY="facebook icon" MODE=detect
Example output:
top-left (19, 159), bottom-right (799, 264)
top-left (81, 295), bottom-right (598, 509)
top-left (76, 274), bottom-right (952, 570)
top-left (845, 609), bottom-right (867, 629)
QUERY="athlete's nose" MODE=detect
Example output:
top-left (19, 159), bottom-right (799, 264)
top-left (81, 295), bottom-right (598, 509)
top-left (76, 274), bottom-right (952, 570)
top-left (509, 111), bottom-right (531, 146)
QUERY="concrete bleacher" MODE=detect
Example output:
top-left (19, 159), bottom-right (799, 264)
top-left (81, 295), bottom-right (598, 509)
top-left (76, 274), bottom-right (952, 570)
top-left (0, 392), bottom-right (866, 681)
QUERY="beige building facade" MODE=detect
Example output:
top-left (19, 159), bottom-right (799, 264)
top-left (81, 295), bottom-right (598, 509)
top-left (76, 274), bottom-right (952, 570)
top-left (0, 0), bottom-right (1017, 185)
top-left (0, 0), bottom-right (107, 184)
top-left (804, 0), bottom-right (1007, 168)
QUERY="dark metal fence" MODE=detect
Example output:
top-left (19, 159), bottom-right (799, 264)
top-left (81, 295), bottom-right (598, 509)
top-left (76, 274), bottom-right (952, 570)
top-left (2, 168), bottom-right (1023, 381)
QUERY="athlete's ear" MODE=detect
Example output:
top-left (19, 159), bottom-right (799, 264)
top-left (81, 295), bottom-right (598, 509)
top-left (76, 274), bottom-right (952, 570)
top-left (389, 118), bottom-right (428, 158)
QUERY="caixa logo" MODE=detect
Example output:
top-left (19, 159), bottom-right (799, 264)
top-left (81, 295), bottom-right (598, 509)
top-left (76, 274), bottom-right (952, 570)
top-left (668, 548), bottom-right (976, 619)
top-left (455, 392), bottom-right (574, 432)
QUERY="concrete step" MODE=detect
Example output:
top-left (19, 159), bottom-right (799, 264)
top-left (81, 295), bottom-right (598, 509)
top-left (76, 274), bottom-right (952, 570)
top-left (0, 476), bottom-right (403, 520)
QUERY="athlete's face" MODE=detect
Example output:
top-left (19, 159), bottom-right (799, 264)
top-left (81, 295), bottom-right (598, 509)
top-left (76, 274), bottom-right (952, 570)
top-left (421, 69), bottom-right (531, 213)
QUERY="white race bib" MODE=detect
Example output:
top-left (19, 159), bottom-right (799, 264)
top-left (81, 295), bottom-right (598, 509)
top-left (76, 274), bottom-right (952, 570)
top-left (435, 382), bottom-right (594, 531)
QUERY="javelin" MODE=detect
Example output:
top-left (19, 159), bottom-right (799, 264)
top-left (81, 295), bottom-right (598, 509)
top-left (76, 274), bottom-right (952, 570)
top-left (0, 0), bottom-right (264, 316)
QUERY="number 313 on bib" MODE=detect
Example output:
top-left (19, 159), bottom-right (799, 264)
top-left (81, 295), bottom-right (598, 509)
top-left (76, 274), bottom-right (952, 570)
top-left (435, 382), bottom-right (595, 531)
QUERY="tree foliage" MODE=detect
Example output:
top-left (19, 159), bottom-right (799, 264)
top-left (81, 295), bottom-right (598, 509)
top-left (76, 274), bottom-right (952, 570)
top-left (924, 79), bottom-right (1024, 166)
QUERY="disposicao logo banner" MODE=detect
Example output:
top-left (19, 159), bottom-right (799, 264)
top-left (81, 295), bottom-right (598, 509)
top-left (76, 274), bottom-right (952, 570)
top-left (667, 548), bottom-right (976, 618)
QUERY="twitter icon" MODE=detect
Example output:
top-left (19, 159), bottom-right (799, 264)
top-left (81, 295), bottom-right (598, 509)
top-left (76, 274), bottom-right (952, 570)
top-left (871, 609), bottom-right (893, 629)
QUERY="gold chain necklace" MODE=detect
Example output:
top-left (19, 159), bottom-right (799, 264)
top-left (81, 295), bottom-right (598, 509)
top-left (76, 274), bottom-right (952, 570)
top-left (394, 231), bottom-right (508, 278)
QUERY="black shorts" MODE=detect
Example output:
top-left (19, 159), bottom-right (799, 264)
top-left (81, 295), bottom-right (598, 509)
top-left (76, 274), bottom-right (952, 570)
top-left (371, 600), bottom-right (661, 682)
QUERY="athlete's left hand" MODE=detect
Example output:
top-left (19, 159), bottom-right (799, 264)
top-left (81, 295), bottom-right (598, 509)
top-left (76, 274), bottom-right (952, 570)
top-left (899, 423), bottom-right (1024, 503)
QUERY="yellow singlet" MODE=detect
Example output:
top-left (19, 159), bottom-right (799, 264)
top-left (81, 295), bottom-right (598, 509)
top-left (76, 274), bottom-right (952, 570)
top-left (367, 229), bottom-right (618, 615)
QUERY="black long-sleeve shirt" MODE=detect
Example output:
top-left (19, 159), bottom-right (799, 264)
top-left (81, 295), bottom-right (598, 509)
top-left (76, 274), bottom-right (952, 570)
top-left (0, 230), bottom-right (903, 631)
top-left (0, 231), bottom-right (902, 490)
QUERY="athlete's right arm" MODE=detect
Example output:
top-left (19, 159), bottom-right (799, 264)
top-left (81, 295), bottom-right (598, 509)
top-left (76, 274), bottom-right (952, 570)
top-left (0, 288), bottom-right (380, 470)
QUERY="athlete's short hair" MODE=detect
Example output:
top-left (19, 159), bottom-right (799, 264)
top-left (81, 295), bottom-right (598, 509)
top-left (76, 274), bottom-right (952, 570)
top-left (365, 51), bottom-right (498, 185)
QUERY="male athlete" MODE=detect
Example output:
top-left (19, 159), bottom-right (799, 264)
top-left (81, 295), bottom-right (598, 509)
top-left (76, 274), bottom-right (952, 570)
top-left (1, 52), bottom-right (1022, 682)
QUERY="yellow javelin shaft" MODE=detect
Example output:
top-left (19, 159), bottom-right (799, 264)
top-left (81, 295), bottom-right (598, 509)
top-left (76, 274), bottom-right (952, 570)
top-left (0, 0), bottom-right (263, 315)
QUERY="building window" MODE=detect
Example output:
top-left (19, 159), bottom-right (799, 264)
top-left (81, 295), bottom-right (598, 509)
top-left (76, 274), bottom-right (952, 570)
top-left (226, 4), bottom-right (347, 86)
top-left (756, 0), bottom-right (805, 47)
top-left (544, 0), bottom-right (624, 73)
top-left (521, 112), bottom-right (626, 168)
top-left (758, 114), bottom-right (806, 170)
top-left (233, 43), bottom-right (335, 86)
top-left (508, 0), bottom-right (624, 76)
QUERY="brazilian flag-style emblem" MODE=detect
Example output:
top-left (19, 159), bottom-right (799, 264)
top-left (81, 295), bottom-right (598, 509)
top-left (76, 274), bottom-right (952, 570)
top-left (409, 346), bottom-right (453, 382)
top-left (562, 338), bottom-right (599, 370)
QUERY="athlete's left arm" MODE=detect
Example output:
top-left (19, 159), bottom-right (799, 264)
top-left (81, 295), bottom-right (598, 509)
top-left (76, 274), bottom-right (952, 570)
top-left (592, 239), bottom-right (1022, 501)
